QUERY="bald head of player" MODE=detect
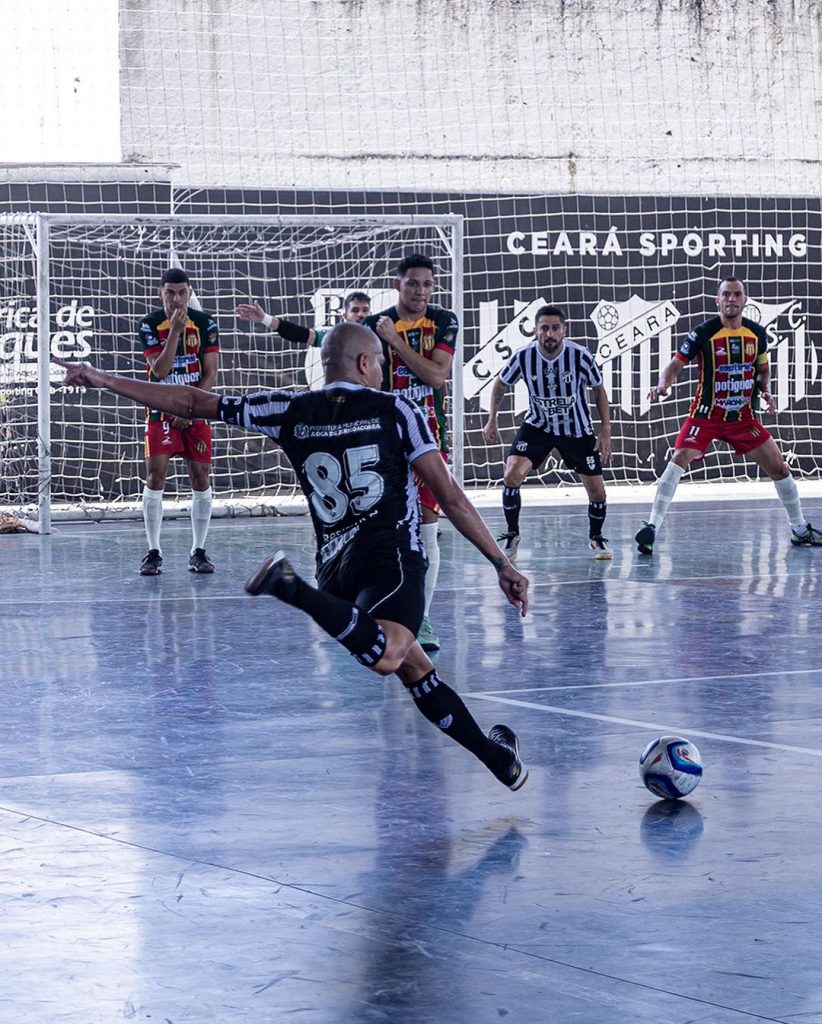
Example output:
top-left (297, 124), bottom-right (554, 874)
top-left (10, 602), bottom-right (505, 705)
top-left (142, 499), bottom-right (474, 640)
top-left (321, 321), bottom-right (384, 389)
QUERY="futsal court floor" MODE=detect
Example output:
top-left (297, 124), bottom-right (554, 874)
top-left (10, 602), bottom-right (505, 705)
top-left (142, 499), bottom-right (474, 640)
top-left (4, 497), bottom-right (822, 1024)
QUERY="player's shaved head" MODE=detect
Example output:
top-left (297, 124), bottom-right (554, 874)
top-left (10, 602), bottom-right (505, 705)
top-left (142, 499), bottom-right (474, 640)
top-left (321, 322), bottom-right (383, 387)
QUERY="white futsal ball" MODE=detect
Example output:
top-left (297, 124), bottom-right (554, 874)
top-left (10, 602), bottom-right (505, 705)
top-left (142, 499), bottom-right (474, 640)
top-left (639, 736), bottom-right (703, 800)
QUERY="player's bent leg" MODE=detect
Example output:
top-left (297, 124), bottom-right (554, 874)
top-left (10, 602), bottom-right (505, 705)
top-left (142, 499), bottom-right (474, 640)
top-left (186, 459), bottom-right (215, 573)
top-left (142, 455), bottom-right (169, 574)
top-left (245, 551), bottom-right (388, 667)
top-left (747, 440), bottom-right (822, 544)
top-left (498, 457), bottom-right (530, 560)
top-left (581, 474), bottom-right (611, 559)
top-left (418, 509), bottom-right (441, 652)
top-left (636, 448), bottom-right (695, 554)
top-left (394, 652), bottom-right (528, 790)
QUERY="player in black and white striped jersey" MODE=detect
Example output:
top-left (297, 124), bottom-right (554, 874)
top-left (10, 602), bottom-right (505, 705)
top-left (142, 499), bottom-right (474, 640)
top-left (482, 305), bottom-right (613, 560)
top-left (55, 324), bottom-right (530, 791)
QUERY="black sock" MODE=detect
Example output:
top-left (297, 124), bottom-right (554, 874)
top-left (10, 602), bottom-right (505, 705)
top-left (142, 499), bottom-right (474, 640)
top-left (502, 486), bottom-right (521, 534)
top-left (404, 671), bottom-right (505, 771)
top-left (588, 499), bottom-right (607, 539)
top-left (278, 573), bottom-right (386, 667)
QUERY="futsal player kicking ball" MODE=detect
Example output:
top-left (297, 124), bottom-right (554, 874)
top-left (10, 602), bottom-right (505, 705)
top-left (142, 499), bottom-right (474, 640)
top-left (635, 276), bottom-right (822, 554)
top-left (54, 325), bottom-right (529, 791)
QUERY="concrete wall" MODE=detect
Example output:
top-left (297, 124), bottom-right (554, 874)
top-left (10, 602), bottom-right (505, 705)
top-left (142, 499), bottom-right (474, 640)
top-left (119, 0), bottom-right (822, 194)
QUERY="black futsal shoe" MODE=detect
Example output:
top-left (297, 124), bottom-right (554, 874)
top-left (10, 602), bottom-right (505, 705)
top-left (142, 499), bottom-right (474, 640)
top-left (635, 522), bottom-right (656, 555)
top-left (139, 549), bottom-right (163, 576)
top-left (488, 724), bottom-right (528, 791)
top-left (188, 548), bottom-right (215, 573)
top-left (245, 550), bottom-right (296, 599)
top-left (791, 523), bottom-right (822, 547)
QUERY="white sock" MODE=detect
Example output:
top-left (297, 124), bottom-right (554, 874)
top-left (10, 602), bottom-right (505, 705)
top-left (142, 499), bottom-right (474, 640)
top-left (773, 475), bottom-right (804, 530)
top-left (191, 486), bottom-right (213, 553)
top-left (421, 522), bottom-right (440, 618)
top-left (142, 486), bottom-right (164, 553)
top-left (649, 462), bottom-right (685, 528)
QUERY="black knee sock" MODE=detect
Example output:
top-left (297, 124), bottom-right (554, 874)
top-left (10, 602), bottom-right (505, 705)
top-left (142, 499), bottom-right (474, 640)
top-left (276, 572), bottom-right (386, 667)
top-left (502, 486), bottom-right (521, 534)
top-left (404, 670), bottom-right (505, 771)
top-left (588, 499), bottom-right (607, 539)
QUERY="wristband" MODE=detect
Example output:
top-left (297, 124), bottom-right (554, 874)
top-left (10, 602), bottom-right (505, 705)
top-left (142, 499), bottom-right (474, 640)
top-left (261, 313), bottom-right (274, 328)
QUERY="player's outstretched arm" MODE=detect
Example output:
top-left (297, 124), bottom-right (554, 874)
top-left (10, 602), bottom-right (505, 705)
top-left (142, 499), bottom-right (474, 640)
top-left (648, 356), bottom-right (686, 401)
top-left (412, 450), bottom-right (529, 616)
top-left (236, 301), bottom-right (271, 326)
top-left (53, 358), bottom-right (221, 420)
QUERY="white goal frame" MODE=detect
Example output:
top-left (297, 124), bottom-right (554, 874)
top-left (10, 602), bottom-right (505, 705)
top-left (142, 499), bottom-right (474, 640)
top-left (2, 212), bottom-right (464, 534)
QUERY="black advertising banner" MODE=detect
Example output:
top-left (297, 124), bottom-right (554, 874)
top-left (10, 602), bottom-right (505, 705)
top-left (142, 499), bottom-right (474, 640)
top-left (2, 185), bottom-right (819, 503)
top-left (183, 189), bottom-right (822, 487)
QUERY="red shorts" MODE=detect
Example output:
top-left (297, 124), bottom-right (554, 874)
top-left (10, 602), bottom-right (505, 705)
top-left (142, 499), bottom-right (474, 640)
top-left (674, 416), bottom-right (771, 458)
top-left (144, 419), bottom-right (213, 463)
top-left (415, 451), bottom-right (449, 513)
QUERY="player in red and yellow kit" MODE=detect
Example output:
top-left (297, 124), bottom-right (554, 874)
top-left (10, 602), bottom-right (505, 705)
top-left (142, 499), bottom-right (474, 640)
top-left (364, 254), bottom-right (459, 653)
top-left (137, 268), bottom-right (220, 575)
top-left (636, 276), bottom-right (822, 554)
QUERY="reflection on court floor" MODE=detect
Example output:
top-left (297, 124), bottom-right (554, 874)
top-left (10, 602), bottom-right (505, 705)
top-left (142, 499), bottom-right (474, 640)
top-left (3, 500), bottom-right (821, 1023)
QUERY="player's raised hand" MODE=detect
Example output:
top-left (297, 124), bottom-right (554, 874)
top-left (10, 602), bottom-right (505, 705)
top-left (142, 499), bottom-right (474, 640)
top-left (51, 357), bottom-right (109, 389)
top-left (375, 316), bottom-right (402, 348)
top-left (497, 563), bottom-right (529, 617)
top-left (236, 301), bottom-right (266, 324)
top-left (169, 304), bottom-right (188, 333)
top-left (481, 418), bottom-right (499, 444)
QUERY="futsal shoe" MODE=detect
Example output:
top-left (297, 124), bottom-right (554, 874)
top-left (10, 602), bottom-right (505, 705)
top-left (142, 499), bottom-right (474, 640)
top-left (635, 522), bottom-right (656, 555)
top-left (417, 616), bottom-right (440, 652)
top-left (188, 548), bottom-right (215, 573)
top-left (497, 531), bottom-right (520, 561)
top-left (139, 549), bottom-right (163, 576)
top-left (589, 535), bottom-right (613, 560)
top-left (245, 550), bottom-right (296, 599)
top-left (791, 523), bottom-right (822, 546)
top-left (488, 724), bottom-right (528, 791)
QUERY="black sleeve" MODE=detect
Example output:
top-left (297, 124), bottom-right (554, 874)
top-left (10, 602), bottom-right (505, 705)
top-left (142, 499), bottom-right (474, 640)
top-left (276, 318), bottom-right (312, 345)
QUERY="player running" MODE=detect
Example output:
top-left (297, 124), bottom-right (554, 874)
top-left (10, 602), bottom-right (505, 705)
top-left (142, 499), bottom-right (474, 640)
top-left (635, 276), bottom-right (822, 554)
top-left (482, 305), bottom-right (613, 561)
top-left (54, 323), bottom-right (529, 791)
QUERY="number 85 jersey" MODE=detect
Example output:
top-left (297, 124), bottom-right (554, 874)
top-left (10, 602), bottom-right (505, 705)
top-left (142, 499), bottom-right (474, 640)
top-left (217, 381), bottom-right (438, 571)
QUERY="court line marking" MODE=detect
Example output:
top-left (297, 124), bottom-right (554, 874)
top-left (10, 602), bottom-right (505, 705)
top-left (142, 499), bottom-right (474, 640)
top-left (474, 666), bottom-right (822, 695)
top-left (464, 692), bottom-right (822, 758)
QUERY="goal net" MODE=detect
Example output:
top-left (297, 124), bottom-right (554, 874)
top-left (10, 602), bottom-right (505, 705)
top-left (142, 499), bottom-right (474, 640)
top-left (0, 213), bottom-right (462, 531)
top-left (176, 190), bottom-right (822, 496)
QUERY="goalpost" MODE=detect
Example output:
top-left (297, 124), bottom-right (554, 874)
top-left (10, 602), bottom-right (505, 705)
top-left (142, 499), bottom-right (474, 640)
top-left (0, 212), bottom-right (464, 534)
